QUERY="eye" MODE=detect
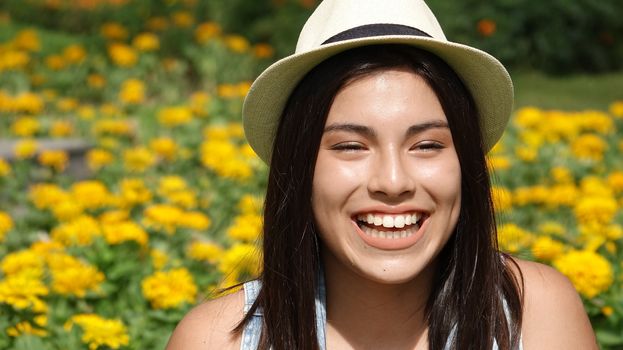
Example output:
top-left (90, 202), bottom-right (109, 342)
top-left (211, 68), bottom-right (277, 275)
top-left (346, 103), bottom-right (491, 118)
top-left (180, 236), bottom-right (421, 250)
top-left (330, 142), bottom-right (367, 152)
top-left (410, 141), bottom-right (444, 151)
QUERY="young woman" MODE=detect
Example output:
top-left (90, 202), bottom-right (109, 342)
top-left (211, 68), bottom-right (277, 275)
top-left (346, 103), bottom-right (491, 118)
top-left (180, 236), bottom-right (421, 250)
top-left (167, 1), bottom-right (597, 349)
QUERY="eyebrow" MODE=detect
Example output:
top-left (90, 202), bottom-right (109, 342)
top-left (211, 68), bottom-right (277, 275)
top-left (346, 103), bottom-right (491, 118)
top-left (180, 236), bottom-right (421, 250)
top-left (323, 120), bottom-right (449, 138)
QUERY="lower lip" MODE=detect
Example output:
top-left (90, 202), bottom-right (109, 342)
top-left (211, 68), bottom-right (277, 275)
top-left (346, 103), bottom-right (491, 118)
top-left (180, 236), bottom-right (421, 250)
top-left (351, 217), bottom-right (428, 250)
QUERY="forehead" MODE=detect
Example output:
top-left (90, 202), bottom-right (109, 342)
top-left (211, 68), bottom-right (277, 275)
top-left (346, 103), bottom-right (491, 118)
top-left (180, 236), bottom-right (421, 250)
top-left (326, 69), bottom-right (447, 127)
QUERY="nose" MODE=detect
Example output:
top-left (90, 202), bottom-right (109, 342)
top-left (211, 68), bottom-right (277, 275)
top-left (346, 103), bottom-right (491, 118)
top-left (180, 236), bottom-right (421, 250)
top-left (367, 148), bottom-right (415, 198)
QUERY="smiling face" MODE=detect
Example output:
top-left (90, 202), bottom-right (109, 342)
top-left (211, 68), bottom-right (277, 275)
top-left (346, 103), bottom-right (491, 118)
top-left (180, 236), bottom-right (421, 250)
top-left (312, 68), bottom-right (462, 284)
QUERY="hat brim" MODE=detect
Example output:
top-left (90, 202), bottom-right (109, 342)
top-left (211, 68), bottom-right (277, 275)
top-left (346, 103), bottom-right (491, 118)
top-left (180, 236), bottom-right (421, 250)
top-left (243, 35), bottom-right (513, 164)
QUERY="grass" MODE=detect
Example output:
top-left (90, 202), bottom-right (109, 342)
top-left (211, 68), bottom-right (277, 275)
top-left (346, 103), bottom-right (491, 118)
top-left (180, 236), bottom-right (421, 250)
top-left (512, 69), bottom-right (623, 111)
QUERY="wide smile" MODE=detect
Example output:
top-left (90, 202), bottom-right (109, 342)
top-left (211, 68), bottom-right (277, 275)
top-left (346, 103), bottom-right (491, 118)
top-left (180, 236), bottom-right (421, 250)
top-left (351, 211), bottom-right (429, 250)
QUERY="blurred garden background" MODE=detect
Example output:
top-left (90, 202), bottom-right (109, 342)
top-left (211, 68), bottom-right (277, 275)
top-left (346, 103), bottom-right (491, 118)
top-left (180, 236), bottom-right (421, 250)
top-left (0, 0), bottom-right (621, 349)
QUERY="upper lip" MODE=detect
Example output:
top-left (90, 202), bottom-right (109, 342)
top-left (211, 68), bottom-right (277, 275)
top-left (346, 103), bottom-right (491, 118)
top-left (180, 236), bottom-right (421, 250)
top-left (352, 205), bottom-right (430, 217)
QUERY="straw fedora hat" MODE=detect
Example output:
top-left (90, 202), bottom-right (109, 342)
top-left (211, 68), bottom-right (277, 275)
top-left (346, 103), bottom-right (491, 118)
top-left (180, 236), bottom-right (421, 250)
top-left (243, 0), bottom-right (513, 163)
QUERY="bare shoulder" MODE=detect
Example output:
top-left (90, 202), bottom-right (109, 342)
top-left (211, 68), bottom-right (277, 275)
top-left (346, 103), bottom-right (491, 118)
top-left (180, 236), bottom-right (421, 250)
top-left (508, 257), bottom-right (598, 350)
top-left (166, 290), bottom-right (245, 350)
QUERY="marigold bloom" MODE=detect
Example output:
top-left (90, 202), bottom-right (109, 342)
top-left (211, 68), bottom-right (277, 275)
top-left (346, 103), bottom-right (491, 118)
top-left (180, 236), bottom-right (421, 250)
top-left (29, 183), bottom-right (68, 209)
top-left (498, 223), bottom-right (534, 254)
top-left (0, 50), bottom-right (30, 71)
top-left (13, 29), bottom-right (40, 52)
top-left (157, 106), bottom-right (193, 127)
top-left (102, 221), bottom-right (148, 246)
top-left (0, 158), bottom-right (11, 176)
top-left (1, 249), bottom-right (45, 278)
top-left (87, 148), bottom-right (115, 170)
top-left (132, 32), bottom-right (159, 51)
top-left (50, 120), bottom-right (74, 137)
top-left (108, 43), bottom-right (138, 67)
top-left (119, 78), bottom-right (145, 104)
top-left (0, 274), bottom-right (48, 310)
top-left (66, 314), bottom-right (129, 350)
top-left (62, 44), bottom-right (87, 64)
top-left (14, 139), bottom-right (38, 159)
top-left (150, 249), bottom-right (169, 270)
top-left (56, 97), bottom-right (79, 112)
top-left (141, 268), bottom-right (197, 309)
top-left (606, 171), bottom-right (623, 194)
top-left (0, 211), bottom-right (14, 242)
top-left (179, 211), bottom-right (211, 231)
top-left (38, 150), bottom-right (69, 172)
top-left (45, 54), bottom-right (65, 70)
top-left (187, 241), bottom-right (222, 263)
top-left (11, 117), bottom-right (40, 137)
top-left (171, 11), bottom-right (194, 27)
top-left (149, 137), bottom-right (178, 161)
top-left (238, 194), bottom-right (263, 214)
top-left (223, 35), bottom-right (250, 53)
top-left (550, 166), bottom-right (573, 184)
top-left (491, 186), bottom-right (512, 212)
top-left (71, 181), bottom-right (112, 210)
top-left (227, 213), bottom-right (262, 242)
top-left (100, 22), bottom-right (128, 41)
top-left (195, 22), bottom-right (221, 44)
top-left (531, 236), bottom-right (566, 262)
top-left (50, 257), bottom-right (104, 297)
top-left (571, 134), bottom-right (607, 161)
top-left (146, 16), bottom-right (169, 31)
top-left (143, 204), bottom-right (184, 234)
top-left (218, 243), bottom-right (261, 282)
top-left (51, 215), bottom-right (101, 246)
top-left (200, 139), bottom-right (253, 181)
top-left (189, 91), bottom-right (210, 116)
top-left (123, 146), bottom-right (156, 172)
top-left (6, 320), bottom-right (47, 337)
top-left (609, 100), bottom-right (623, 118)
top-left (553, 250), bottom-right (613, 298)
top-left (486, 155), bottom-right (511, 171)
top-left (574, 196), bottom-right (617, 225)
top-left (87, 73), bottom-right (106, 88)
top-left (253, 43), bottom-right (274, 58)
top-left (50, 197), bottom-right (84, 221)
top-left (93, 119), bottom-right (134, 137)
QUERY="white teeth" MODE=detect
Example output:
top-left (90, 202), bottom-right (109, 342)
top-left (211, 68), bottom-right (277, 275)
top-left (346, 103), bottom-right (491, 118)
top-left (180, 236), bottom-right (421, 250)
top-left (405, 215), bottom-right (412, 225)
top-left (394, 216), bottom-right (405, 228)
top-left (373, 216), bottom-right (383, 226)
top-left (359, 223), bottom-right (420, 239)
top-left (382, 216), bottom-right (393, 228)
top-left (379, 231), bottom-right (386, 238)
top-left (367, 214), bottom-right (374, 224)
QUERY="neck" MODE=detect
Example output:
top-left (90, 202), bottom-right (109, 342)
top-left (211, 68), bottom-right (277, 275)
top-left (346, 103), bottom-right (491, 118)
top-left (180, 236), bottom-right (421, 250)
top-left (322, 250), bottom-right (437, 349)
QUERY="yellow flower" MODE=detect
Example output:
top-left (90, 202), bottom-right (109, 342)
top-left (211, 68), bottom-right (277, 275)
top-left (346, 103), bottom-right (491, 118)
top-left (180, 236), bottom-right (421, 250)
top-left (93, 119), bottom-right (134, 137)
top-left (87, 73), bottom-right (106, 88)
top-left (100, 22), bottom-right (128, 41)
top-left (29, 183), bottom-right (67, 209)
top-left (497, 223), bottom-right (534, 254)
top-left (150, 249), bottom-right (169, 270)
top-left (195, 22), bottom-right (221, 44)
top-left (14, 139), bottom-right (38, 159)
top-left (0, 50), bottom-right (30, 71)
top-left (570, 134), bottom-right (607, 161)
top-left (609, 100), bottom-right (623, 118)
top-left (143, 204), bottom-right (183, 234)
top-left (531, 236), bottom-right (566, 262)
top-left (553, 250), bottom-right (613, 298)
top-left (146, 16), bottom-right (169, 31)
top-left (108, 43), bottom-right (138, 67)
top-left (200, 139), bottom-right (253, 181)
top-left (0, 274), bottom-right (48, 310)
top-left (167, 190), bottom-right (198, 209)
top-left (486, 155), bottom-right (511, 171)
top-left (189, 91), bottom-right (210, 116)
top-left (253, 43), bottom-right (274, 58)
top-left (227, 213), bottom-right (262, 242)
top-left (132, 32), bottom-right (159, 51)
top-left (580, 176), bottom-right (613, 197)
top-left (118, 178), bottom-right (152, 208)
top-left (512, 185), bottom-right (548, 206)
top-left (45, 54), bottom-right (66, 70)
top-left (50, 197), bottom-right (84, 221)
top-left (179, 211), bottom-right (211, 231)
top-left (50, 256), bottom-right (105, 297)
top-left (51, 215), bottom-right (101, 246)
top-left (38, 150), bottom-right (69, 172)
top-left (71, 181), bottom-right (112, 210)
top-left (491, 186), bottom-right (512, 212)
top-left (101, 221), bottom-right (148, 246)
top-left (62, 44), bottom-right (87, 64)
top-left (13, 29), bottom-right (40, 52)
top-left (187, 241), bottom-right (222, 263)
top-left (574, 196), bottom-right (617, 226)
top-left (171, 11), bottom-right (194, 27)
top-left (218, 243), bottom-right (261, 282)
top-left (141, 268), bottom-right (197, 309)
top-left (87, 149), bottom-right (115, 170)
top-left (157, 106), bottom-right (193, 127)
top-left (0, 158), bottom-right (11, 176)
top-left (6, 320), bottom-right (48, 337)
top-left (238, 194), bottom-right (263, 215)
top-left (514, 146), bottom-right (537, 162)
top-left (149, 137), bottom-right (178, 161)
top-left (514, 107), bottom-right (542, 129)
top-left (607, 171), bottom-right (623, 194)
top-left (66, 314), bottom-right (129, 350)
top-left (1, 249), bottom-right (45, 278)
top-left (50, 120), bottom-right (74, 137)
top-left (11, 116), bottom-right (40, 137)
top-left (56, 97), bottom-right (79, 112)
top-left (123, 146), bottom-right (156, 172)
top-left (550, 166), bottom-right (573, 184)
top-left (223, 35), bottom-right (249, 53)
top-left (119, 78), bottom-right (145, 104)
top-left (78, 105), bottom-right (96, 119)
top-left (601, 306), bottom-right (614, 317)
top-left (543, 184), bottom-right (579, 208)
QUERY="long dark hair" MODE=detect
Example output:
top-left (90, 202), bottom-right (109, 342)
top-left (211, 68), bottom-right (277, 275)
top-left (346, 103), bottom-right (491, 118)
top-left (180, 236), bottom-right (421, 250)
top-left (235, 45), bottom-right (524, 350)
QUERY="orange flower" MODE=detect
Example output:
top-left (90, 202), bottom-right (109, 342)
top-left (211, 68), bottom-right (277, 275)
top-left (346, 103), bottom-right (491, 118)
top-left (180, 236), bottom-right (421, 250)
top-left (477, 19), bottom-right (496, 37)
